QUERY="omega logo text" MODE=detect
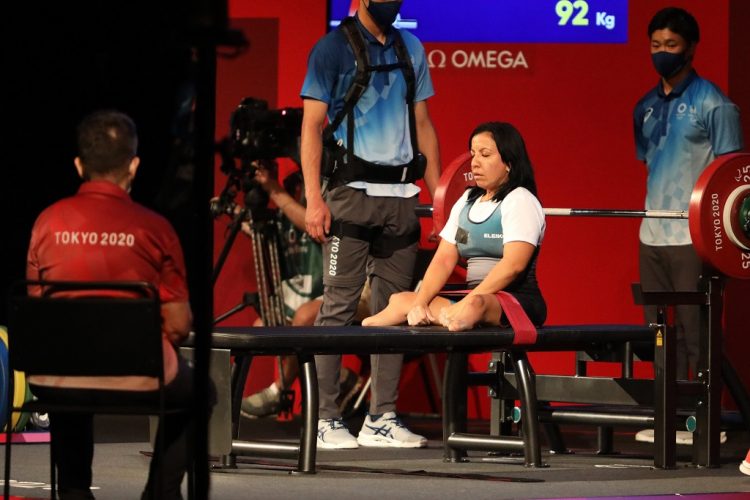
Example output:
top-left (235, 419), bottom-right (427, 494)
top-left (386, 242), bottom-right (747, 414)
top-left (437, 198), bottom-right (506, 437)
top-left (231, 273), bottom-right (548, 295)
top-left (428, 49), bottom-right (529, 70)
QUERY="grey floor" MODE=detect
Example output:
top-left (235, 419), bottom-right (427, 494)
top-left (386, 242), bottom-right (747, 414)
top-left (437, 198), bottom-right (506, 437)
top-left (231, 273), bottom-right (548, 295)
top-left (3, 414), bottom-right (750, 499)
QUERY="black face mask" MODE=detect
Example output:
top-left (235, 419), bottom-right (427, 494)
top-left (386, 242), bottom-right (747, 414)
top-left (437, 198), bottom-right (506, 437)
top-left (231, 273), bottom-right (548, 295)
top-left (651, 50), bottom-right (689, 79)
top-left (366, 0), bottom-right (402, 30)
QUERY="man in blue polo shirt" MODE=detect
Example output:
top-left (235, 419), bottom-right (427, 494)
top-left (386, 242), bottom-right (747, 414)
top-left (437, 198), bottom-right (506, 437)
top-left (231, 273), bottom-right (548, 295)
top-left (300, 0), bottom-right (440, 449)
top-left (633, 7), bottom-right (743, 382)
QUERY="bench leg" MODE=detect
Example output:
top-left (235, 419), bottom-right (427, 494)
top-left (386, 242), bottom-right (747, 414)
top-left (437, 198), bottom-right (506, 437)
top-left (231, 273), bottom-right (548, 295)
top-left (443, 352), bottom-right (468, 462)
top-left (596, 426), bottom-right (614, 455)
top-left (296, 354), bottom-right (318, 474)
top-left (693, 275), bottom-right (723, 468)
top-left (653, 310), bottom-right (676, 469)
top-left (225, 354), bottom-right (253, 468)
top-left (544, 422), bottom-right (569, 455)
top-left (512, 352), bottom-right (542, 467)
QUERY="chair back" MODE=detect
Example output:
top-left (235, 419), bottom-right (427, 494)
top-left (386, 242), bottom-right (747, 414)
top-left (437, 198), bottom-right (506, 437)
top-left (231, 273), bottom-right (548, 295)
top-left (7, 280), bottom-right (163, 379)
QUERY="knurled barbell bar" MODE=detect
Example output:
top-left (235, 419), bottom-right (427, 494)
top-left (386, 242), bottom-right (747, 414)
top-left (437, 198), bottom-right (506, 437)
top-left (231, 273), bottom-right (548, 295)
top-left (543, 208), bottom-right (687, 218)
top-left (430, 152), bottom-right (750, 280)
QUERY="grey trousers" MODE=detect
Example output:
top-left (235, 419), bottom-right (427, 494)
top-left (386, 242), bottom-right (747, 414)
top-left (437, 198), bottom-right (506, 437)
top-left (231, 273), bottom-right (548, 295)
top-left (315, 186), bottom-right (419, 419)
top-left (639, 242), bottom-right (703, 380)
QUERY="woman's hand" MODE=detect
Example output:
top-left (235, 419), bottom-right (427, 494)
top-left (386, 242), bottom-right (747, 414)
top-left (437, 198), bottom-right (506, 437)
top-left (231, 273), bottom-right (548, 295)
top-left (406, 303), bottom-right (435, 326)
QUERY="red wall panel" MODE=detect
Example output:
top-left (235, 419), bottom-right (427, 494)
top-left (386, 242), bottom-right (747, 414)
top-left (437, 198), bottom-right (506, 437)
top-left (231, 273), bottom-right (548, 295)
top-left (221, 0), bottom-right (745, 418)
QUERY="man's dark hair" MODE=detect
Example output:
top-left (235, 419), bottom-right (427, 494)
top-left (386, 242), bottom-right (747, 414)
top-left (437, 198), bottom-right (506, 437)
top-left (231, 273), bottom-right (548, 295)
top-left (648, 7), bottom-right (700, 44)
top-left (77, 110), bottom-right (138, 177)
top-left (466, 121), bottom-right (538, 203)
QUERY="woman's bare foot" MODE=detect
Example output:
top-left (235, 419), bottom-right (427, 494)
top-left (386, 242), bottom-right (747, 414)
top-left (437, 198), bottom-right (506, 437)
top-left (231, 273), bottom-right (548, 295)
top-left (444, 295), bottom-right (487, 332)
top-left (362, 310), bottom-right (405, 326)
top-left (362, 291), bottom-right (416, 326)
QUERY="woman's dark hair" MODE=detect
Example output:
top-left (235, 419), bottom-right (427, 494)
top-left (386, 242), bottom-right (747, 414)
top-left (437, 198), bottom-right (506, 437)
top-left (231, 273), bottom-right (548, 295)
top-left (648, 7), bottom-right (700, 44)
top-left (466, 121), bottom-right (538, 203)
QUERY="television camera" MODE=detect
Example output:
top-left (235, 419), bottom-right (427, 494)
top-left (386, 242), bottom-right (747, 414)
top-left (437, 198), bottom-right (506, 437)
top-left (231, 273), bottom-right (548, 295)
top-left (211, 97), bottom-right (302, 218)
top-left (212, 97), bottom-right (303, 331)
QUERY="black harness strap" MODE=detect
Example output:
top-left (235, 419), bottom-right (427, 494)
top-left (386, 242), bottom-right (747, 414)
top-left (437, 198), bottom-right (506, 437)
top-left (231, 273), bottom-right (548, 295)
top-left (323, 17), bottom-right (370, 150)
top-left (330, 219), bottom-right (420, 258)
top-left (391, 28), bottom-right (419, 157)
top-left (331, 219), bottom-right (381, 243)
top-left (322, 17), bottom-right (423, 187)
top-left (371, 227), bottom-right (420, 258)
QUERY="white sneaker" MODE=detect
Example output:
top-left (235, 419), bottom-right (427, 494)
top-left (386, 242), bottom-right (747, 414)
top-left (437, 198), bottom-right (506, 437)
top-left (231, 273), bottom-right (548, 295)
top-left (739, 449), bottom-right (750, 476)
top-left (634, 429), bottom-right (727, 445)
top-left (357, 412), bottom-right (427, 448)
top-left (317, 418), bottom-right (358, 449)
top-left (240, 384), bottom-right (281, 418)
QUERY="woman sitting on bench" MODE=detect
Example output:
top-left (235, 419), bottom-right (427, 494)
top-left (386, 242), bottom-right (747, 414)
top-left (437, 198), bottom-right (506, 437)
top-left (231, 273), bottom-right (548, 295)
top-left (363, 121), bottom-right (546, 331)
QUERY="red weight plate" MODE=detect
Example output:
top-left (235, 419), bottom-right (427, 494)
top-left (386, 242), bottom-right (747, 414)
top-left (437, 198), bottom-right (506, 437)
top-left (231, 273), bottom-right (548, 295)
top-left (432, 152), bottom-right (474, 234)
top-left (689, 153), bottom-right (750, 280)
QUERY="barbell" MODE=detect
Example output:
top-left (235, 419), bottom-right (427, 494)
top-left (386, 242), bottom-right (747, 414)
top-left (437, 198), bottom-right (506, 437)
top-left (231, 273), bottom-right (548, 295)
top-left (431, 152), bottom-right (750, 280)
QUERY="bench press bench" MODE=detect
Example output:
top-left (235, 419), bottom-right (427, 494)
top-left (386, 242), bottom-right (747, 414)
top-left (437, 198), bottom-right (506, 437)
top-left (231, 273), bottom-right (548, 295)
top-left (191, 153), bottom-right (747, 475)
top-left (195, 323), bottom-right (659, 474)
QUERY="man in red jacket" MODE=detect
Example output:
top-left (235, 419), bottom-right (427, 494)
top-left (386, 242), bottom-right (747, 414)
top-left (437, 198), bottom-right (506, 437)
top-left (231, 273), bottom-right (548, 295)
top-left (27, 109), bottom-right (205, 500)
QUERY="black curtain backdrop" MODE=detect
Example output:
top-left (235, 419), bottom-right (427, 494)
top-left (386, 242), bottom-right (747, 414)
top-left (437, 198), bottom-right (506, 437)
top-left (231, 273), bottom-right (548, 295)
top-left (3, 2), bottom-right (226, 497)
top-left (4, 2), bottom-right (198, 321)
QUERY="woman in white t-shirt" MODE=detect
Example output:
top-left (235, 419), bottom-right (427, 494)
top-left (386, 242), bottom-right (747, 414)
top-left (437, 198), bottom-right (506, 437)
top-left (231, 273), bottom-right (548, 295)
top-left (363, 122), bottom-right (546, 331)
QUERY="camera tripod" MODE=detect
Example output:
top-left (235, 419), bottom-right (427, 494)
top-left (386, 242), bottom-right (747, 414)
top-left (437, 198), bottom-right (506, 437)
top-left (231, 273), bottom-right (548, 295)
top-left (212, 170), bottom-right (296, 416)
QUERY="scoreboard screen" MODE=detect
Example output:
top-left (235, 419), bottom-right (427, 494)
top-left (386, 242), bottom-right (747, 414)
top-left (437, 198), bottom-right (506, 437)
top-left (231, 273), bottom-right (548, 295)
top-left (328, 0), bottom-right (628, 43)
